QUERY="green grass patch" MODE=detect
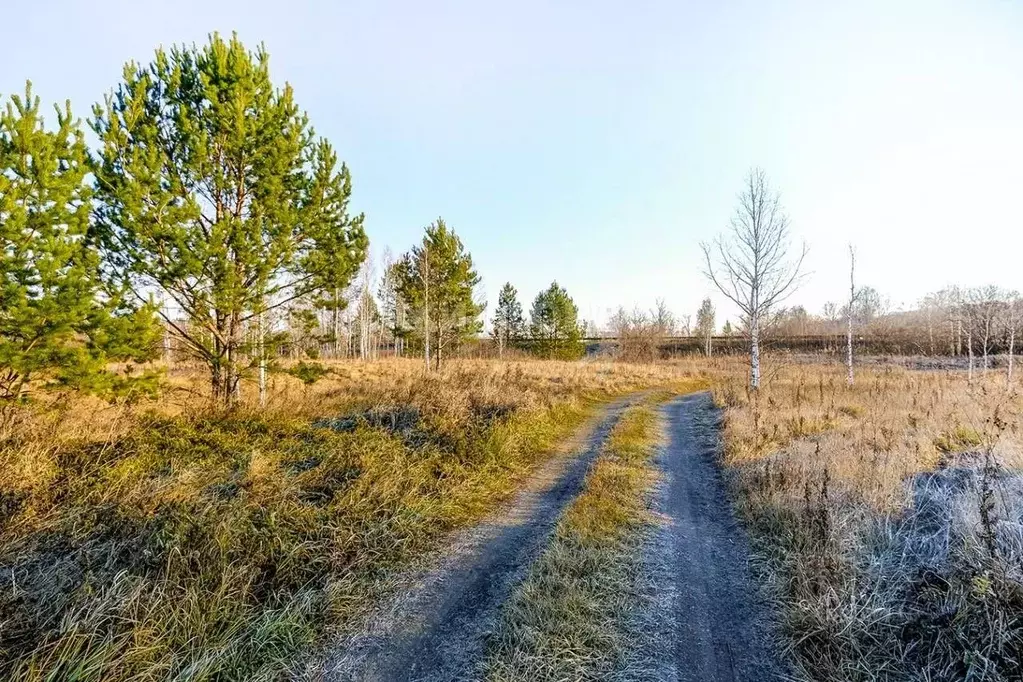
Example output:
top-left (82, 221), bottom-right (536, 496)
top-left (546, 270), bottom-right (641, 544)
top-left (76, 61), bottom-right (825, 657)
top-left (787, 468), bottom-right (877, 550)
top-left (934, 424), bottom-right (985, 453)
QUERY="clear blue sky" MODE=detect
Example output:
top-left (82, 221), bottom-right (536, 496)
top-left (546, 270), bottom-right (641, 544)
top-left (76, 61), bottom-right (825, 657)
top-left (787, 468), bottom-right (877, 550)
top-left (3, 1), bottom-right (1021, 328)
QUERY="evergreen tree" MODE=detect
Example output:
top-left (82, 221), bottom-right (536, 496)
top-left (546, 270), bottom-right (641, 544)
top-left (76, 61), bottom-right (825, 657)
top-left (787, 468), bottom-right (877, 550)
top-left (696, 297), bottom-right (716, 356)
top-left (491, 282), bottom-right (525, 356)
top-left (287, 307), bottom-right (322, 359)
top-left (304, 141), bottom-right (369, 357)
top-left (394, 219), bottom-right (483, 370)
top-left (0, 83), bottom-right (159, 408)
top-left (529, 281), bottom-right (583, 359)
top-left (91, 33), bottom-right (366, 403)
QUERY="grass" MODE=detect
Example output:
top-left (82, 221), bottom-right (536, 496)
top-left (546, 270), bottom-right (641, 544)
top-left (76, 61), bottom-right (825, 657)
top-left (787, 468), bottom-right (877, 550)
top-left (483, 395), bottom-right (670, 681)
top-left (0, 358), bottom-right (694, 681)
top-left (15, 351), bottom-right (1018, 681)
top-left (711, 357), bottom-right (1023, 682)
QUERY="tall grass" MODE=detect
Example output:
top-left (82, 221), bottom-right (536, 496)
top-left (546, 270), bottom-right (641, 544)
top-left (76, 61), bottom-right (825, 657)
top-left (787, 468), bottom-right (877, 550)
top-left (0, 359), bottom-right (690, 681)
top-left (713, 359), bottom-right (1023, 681)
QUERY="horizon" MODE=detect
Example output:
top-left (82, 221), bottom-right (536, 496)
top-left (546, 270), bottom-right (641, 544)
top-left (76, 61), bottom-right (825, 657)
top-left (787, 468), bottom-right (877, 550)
top-left (3, 0), bottom-right (1021, 328)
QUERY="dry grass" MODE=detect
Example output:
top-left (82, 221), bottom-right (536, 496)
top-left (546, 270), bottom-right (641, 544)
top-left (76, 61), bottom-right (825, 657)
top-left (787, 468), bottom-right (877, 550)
top-left (712, 357), bottom-right (1023, 681)
top-left (0, 358), bottom-right (692, 681)
top-left (483, 394), bottom-right (674, 681)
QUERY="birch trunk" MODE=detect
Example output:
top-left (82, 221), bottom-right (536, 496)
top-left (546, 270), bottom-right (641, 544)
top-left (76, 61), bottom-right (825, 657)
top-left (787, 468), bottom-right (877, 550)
top-left (1008, 328), bottom-right (1015, 388)
top-left (750, 316), bottom-right (761, 390)
top-left (967, 329), bottom-right (974, 383)
top-left (257, 309), bottom-right (266, 407)
top-left (926, 307), bottom-right (934, 355)
top-left (423, 250), bottom-right (431, 371)
top-left (332, 288), bottom-right (340, 359)
top-left (847, 246), bottom-right (855, 386)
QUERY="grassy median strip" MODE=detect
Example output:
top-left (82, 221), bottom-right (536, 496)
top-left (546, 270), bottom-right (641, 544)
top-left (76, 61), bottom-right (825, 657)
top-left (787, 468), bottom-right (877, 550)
top-left (483, 398), bottom-right (665, 681)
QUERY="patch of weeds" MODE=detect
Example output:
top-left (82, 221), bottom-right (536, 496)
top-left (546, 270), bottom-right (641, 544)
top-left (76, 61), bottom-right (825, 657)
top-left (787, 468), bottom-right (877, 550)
top-left (286, 361), bottom-right (331, 386)
top-left (934, 425), bottom-right (984, 454)
top-left (324, 406), bottom-right (423, 442)
top-left (838, 404), bottom-right (864, 418)
top-left (786, 415), bottom-right (835, 439)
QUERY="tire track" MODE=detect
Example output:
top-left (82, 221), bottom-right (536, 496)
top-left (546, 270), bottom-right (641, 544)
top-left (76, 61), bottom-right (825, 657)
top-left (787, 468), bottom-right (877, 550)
top-left (318, 395), bottom-right (640, 682)
top-left (633, 392), bottom-right (785, 682)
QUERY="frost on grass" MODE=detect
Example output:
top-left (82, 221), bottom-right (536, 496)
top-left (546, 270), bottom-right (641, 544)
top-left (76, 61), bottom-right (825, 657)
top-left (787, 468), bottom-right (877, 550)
top-left (716, 364), bottom-right (1023, 682)
top-left (872, 458), bottom-right (1023, 680)
top-left (755, 454), bottom-right (1023, 682)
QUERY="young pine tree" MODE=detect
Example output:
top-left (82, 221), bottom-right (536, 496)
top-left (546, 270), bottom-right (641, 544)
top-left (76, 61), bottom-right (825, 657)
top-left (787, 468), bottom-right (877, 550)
top-left (0, 84), bottom-right (159, 408)
top-left (394, 219), bottom-right (483, 370)
top-left (492, 283), bottom-right (525, 356)
top-left (304, 141), bottom-right (369, 358)
top-left (91, 33), bottom-right (367, 404)
top-left (530, 281), bottom-right (583, 359)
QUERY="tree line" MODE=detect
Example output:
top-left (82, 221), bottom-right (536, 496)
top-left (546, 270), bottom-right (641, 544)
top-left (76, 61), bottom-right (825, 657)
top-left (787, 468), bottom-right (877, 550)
top-left (6, 33), bottom-right (1016, 406)
top-left (490, 281), bottom-right (585, 360)
top-left (699, 168), bottom-right (1023, 389)
top-left (741, 284), bottom-right (1022, 371)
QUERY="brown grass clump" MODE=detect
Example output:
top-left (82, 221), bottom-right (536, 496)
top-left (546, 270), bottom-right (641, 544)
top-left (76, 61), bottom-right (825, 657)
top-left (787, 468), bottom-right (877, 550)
top-left (484, 396), bottom-right (672, 681)
top-left (0, 358), bottom-right (690, 681)
top-left (712, 357), bottom-right (1023, 682)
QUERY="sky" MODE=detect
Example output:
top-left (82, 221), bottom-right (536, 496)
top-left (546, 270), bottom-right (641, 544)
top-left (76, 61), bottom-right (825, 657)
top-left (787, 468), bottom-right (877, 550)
top-left (3, 0), bottom-right (1022, 329)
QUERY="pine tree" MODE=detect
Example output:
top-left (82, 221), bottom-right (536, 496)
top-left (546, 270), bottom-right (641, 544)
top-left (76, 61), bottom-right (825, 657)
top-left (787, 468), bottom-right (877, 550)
top-left (394, 219), bottom-right (483, 370)
top-left (0, 83), bottom-right (159, 408)
top-left (304, 141), bottom-right (369, 357)
top-left (492, 283), bottom-right (525, 356)
top-left (91, 33), bottom-right (367, 403)
top-left (287, 306), bottom-right (322, 358)
top-left (529, 281), bottom-right (583, 359)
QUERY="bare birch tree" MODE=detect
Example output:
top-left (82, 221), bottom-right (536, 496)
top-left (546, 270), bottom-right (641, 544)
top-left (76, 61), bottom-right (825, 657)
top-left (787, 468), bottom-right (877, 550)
top-left (960, 296), bottom-right (976, 382)
top-left (846, 245), bottom-right (856, 386)
top-left (969, 286), bottom-right (1004, 374)
top-left (420, 248), bottom-right (431, 369)
top-left (696, 298), bottom-right (715, 357)
top-left (947, 286), bottom-right (964, 357)
top-left (257, 308), bottom-right (267, 405)
top-left (652, 298), bottom-right (677, 360)
top-left (356, 256), bottom-right (378, 361)
top-left (702, 168), bottom-right (807, 390)
top-left (1004, 291), bottom-right (1021, 388)
top-left (678, 314), bottom-right (692, 337)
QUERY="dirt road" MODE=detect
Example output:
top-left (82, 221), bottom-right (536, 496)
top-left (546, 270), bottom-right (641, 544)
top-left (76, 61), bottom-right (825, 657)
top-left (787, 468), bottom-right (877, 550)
top-left (634, 392), bottom-right (785, 682)
top-left (321, 391), bottom-right (784, 682)
top-left (322, 397), bottom-right (636, 682)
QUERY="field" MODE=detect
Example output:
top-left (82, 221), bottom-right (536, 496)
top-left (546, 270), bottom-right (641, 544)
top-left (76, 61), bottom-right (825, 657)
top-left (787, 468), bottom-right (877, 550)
top-left (0, 359), bottom-right (693, 680)
top-left (714, 358), bottom-right (1023, 681)
top-left (2, 355), bottom-right (1022, 681)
